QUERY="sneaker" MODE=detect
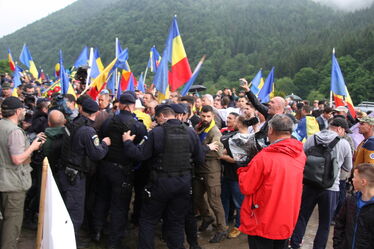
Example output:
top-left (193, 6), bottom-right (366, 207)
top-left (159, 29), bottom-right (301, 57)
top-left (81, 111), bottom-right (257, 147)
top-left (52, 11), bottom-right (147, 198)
top-left (198, 216), bottom-right (214, 232)
top-left (228, 227), bottom-right (241, 238)
top-left (209, 231), bottom-right (227, 243)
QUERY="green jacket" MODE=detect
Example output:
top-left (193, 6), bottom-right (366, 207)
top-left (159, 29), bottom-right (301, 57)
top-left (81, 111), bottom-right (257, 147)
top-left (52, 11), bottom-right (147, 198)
top-left (0, 119), bottom-right (32, 192)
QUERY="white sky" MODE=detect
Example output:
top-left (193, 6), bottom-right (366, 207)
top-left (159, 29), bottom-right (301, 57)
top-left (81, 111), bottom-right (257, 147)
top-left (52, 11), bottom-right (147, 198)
top-left (0, 0), bottom-right (372, 38)
top-left (0, 0), bottom-right (77, 38)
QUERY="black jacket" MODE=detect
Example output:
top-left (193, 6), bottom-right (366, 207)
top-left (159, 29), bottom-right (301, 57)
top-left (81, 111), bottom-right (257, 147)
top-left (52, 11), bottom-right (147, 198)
top-left (333, 192), bottom-right (374, 249)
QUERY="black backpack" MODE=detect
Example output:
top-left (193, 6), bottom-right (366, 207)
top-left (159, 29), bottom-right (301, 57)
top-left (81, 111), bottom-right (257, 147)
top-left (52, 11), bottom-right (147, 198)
top-left (303, 135), bottom-right (340, 189)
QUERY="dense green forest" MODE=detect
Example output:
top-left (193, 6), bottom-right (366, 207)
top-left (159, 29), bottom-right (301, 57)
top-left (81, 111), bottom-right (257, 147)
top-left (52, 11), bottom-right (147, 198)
top-left (0, 0), bottom-right (373, 103)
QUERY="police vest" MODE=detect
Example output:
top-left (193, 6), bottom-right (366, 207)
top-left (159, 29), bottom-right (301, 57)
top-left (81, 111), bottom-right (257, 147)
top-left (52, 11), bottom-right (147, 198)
top-left (60, 116), bottom-right (91, 172)
top-left (155, 123), bottom-right (192, 174)
top-left (105, 115), bottom-right (136, 165)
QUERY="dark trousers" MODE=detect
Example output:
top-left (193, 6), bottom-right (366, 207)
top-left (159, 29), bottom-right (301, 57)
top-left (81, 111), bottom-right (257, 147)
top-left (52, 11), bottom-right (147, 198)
top-left (56, 169), bottom-right (86, 234)
top-left (138, 175), bottom-right (191, 249)
top-left (290, 184), bottom-right (339, 249)
top-left (185, 199), bottom-right (198, 247)
top-left (92, 161), bottom-right (133, 246)
top-left (248, 235), bottom-right (288, 249)
top-left (221, 177), bottom-right (244, 227)
top-left (334, 180), bottom-right (347, 219)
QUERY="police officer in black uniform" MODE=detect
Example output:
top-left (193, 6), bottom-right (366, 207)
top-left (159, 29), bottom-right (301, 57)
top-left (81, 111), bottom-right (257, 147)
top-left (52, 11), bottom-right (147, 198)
top-left (92, 93), bottom-right (147, 249)
top-left (58, 98), bottom-right (111, 248)
top-left (170, 103), bottom-right (204, 249)
top-left (122, 104), bottom-right (205, 249)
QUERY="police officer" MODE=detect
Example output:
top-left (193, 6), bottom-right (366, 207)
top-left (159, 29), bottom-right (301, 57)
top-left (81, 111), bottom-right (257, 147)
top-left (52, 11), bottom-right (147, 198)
top-left (92, 93), bottom-right (147, 249)
top-left (58, 98), bottom-right (111, 248)
top-left (170, 103), bottom-right (204, 249)
top-left (122, 104), bottom-right (205, 249)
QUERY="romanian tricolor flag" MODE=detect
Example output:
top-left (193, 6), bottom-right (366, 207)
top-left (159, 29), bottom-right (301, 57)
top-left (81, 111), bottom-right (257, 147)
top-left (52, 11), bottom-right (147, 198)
top-left (8, 49), bottom-right (16, 71)
top-left (19, 44), bottom-right (38, 79)
top-left (87, 49), bottom-right (128, 100)
top-left (331, 49), bottom-right (356, 118)
top-left (168, 16), bottom-right (192, 91)
top-left (154, 16), bottom-right (191, 100)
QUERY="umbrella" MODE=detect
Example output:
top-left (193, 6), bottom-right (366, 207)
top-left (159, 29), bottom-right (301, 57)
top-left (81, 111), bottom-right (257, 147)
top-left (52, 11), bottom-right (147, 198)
top-left (285, 93), bottom-right (302, 101)
top-left (188, 85), bottom-right (206, 92)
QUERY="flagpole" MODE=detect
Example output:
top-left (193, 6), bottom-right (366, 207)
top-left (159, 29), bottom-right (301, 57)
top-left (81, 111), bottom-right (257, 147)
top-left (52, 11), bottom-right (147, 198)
top-left (330, 48), bottom-right (335, 108)
top-left (35, 158), bottom-right (49, 249)
top-left (84, 47), bottom-right (94, 92)
top-left (115, 71), bottom-right (121, 98)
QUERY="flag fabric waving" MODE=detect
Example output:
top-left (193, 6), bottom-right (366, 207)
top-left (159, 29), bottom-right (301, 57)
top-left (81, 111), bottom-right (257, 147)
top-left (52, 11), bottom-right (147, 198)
top-left (137, 72), bottom-right (145, 92)
top-left (58, 50), bottom-right (70, 95)
top-left (331, 49), bottom-right (356, 118)
top-left (19, 44), bottom-right (38, 79)
top-left (154, 16), bottom-right (191, 98)
top-left (94, 48), bottom-right (104, 72)
top-left (250, 69), bottom-right (262, 95)
top-left (257, 67), bottom-right (275, 103)
top-left (181, 55), bottom-right (206, 96)
top-left (12, 65), bottom-right (23, 96)
top-left (8, 49), bottom-right (16, 71)
top-left (73, 46), bottom-right (88, 68)
top-left (168, 16), bottom-right (192, 91)
top-left (148, 46), bottom-right (161, 73)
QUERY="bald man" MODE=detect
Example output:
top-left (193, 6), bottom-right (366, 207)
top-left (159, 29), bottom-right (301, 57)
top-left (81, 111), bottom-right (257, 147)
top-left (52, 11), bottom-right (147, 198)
top-left (43, 110), bottom-right (66, 174)
top-left (240, 80), bottom-right (286, 148)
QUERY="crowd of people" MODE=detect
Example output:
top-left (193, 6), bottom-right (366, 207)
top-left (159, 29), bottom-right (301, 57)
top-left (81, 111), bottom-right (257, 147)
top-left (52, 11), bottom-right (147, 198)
top-left (0, 73), bottom-right (373, 249)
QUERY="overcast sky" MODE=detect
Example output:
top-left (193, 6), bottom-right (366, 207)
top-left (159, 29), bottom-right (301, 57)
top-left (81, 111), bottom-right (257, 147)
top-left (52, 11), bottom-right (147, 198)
top-left (0, 0), bottom-right (373, 38)
top-left (0, 0), bottom-right (77, 38)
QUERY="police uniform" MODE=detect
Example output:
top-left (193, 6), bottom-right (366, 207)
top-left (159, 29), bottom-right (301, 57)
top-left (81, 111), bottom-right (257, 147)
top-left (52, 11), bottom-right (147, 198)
top-left (92, 93), bottom-right (147, 249)
top-left (123, 104), bottom-right (205, 249)
top-left (58, 98), bottom-right (109, 242)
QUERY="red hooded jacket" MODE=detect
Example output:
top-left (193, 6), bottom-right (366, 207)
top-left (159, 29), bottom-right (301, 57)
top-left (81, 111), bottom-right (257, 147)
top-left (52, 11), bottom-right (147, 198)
top-left (238, 138), bottom-right (306, 239)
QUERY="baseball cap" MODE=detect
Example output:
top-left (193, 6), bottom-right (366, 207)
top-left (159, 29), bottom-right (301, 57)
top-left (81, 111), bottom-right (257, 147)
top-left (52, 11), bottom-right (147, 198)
top-left (358, 116), bottom-right (374, 126)
top-left (1, 96), bottom-right (24, 110)
top-left (334, 106), bottom-right (348, 113)
top-left (330, 117), bottom-right (351, 133)
top-left (1, 82), bottom-right (12, 90)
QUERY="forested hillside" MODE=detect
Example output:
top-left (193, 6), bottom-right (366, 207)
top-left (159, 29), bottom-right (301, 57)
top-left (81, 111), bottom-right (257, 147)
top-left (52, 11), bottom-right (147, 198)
top-left (0, 0), bottom-right (373, 102)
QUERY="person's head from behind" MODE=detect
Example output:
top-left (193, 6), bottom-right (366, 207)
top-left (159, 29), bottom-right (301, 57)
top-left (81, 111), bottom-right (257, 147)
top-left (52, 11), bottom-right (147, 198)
top-left (329, 117), bottom-right (350, 137)
top-left (48, 110), bottom-right (66, 128)
top-left (301, 105), bottom-right (313, 117)
top-left (267, 114), bottom-right (294, 143)
top-left (353, 163), bottom-right (374, 193)
top-left (236, 115), bottom-right (250, 131)
top-left (268, 96), bottom-right (285, 115)
top-left (226, 112), bottom-right (239, 129)
top-left (154, 104), bottom-right (176, 125)
top-left (200, 105), bottom-right (214, 126)
top-left (119, 93), bottom-right (136, 113)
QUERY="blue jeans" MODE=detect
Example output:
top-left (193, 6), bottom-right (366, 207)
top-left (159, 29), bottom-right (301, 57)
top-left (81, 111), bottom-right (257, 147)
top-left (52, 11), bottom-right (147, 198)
top-left (221, 177), bottom-right (244, 228)
top-left (290, 184), bottom-right (339, 249)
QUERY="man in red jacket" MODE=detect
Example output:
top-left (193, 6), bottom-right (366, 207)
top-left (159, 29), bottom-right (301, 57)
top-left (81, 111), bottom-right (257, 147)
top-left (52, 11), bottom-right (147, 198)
top-left (238, 114), bottom-right (306, 249)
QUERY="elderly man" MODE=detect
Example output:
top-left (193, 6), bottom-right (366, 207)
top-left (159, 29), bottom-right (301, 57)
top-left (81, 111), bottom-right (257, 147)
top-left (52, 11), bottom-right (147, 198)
top-left (241, 80), bottom-right (285, 148)
top-left (0, 97), bottom-right (45, 249)
top-left (238, 114), bottom-right (306, 249)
